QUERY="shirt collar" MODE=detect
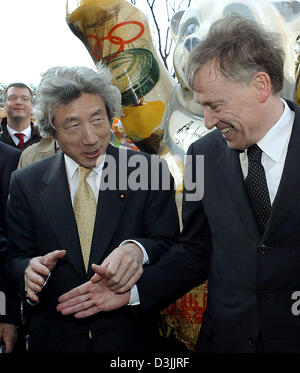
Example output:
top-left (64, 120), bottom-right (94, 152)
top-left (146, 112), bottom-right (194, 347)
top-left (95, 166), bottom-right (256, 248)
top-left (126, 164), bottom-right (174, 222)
top-left (7, 124), bottom-right (32, 139)
top-left (64, 153), bottom-right (105, 180)
top-left (257, 99), bottom-right (294, 163)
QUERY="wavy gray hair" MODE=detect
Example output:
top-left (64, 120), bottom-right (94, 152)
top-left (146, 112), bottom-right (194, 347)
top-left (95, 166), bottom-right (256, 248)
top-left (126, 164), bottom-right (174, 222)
top-left (186, 16), bottom-right (285, 94)
top-left (35, 63), bottom-right (122, 138)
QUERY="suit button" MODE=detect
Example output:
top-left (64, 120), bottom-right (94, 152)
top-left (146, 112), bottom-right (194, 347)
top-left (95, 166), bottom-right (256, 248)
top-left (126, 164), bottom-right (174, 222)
top-left (258, 244), bottom-right (268, 254)
top-left (248, 338), bottom-right (256, 347)
top-left (258, 291), bottom-right (266, 301)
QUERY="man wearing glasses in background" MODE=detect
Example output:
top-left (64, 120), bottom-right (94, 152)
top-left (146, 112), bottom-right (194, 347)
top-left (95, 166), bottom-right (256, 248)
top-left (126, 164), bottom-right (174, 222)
top-left (0, 83), bottom-right (40, 151)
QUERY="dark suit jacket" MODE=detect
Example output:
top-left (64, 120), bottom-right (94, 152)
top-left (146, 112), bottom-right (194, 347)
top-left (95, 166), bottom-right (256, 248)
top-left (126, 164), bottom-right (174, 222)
top-left (0, 119), bottom-right (41, 151)
top-left (0, 142), bottom-right (20, 325)
top-left (0, 142), bottom-right (20, 230)
top-left (5, 144), bottom-right (180, 352)
top-left (138, 99), bottom-right (300, 353)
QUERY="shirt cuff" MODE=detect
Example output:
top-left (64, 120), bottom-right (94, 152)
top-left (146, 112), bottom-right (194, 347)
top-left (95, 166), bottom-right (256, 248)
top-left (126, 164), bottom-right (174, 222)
top-left (119, 239), bottom-right (149, 265)
top-left (129, 285), bottom-right (140, 306)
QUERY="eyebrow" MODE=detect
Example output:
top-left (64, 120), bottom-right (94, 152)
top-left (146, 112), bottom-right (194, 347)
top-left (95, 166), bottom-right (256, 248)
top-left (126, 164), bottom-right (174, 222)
top-left (201, 99), bottom-right (223, 108)
top-left (90, 109), bottom-right (106, 118)
top-left (62, 109), bottom-right (107, 125)
top-left (63, 116), bottom-right (79, 125)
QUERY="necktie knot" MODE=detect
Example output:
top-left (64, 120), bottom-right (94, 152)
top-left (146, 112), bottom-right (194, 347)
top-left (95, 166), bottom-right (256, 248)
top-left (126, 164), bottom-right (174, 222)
top-left (247, 144), bottom-right (262, 162)
top-left (15, 133), bottom-right (25, 149)
top-left (78, 166), bottom-right (92, 182)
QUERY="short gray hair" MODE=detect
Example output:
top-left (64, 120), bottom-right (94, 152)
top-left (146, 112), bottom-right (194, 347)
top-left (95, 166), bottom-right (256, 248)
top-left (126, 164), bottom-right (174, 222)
top-left (186, 16), bottom-right (285, 94)
top-left (35, 63), bottom-right (122, 138)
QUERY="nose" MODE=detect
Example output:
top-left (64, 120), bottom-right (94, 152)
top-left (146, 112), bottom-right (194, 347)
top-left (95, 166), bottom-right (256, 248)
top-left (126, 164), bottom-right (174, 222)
top-left (204, 108), bottom-right (219, 130)
top-left (82, 124), bottom-right (98, 145)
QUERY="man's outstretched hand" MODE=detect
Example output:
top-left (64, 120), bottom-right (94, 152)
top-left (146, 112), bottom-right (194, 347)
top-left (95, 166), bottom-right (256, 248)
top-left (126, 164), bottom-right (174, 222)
top-left (56, 264), bottom-right (130, 318)
top-left (25, 249), bottom-right (66, 303)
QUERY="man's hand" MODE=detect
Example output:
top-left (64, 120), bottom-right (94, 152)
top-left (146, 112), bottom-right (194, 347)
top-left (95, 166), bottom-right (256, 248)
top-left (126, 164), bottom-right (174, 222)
top-left (0, 323), bottom-right (17, 353)
top-left (96, 242), bottom-right (144, 293)
top-left (25, 249), bottom-right (66, 303)
top-left (56, 263), bottom-right (130, 318)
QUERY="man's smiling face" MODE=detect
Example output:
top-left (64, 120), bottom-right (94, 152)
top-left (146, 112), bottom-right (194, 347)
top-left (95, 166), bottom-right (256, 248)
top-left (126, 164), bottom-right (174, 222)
top-left (192, 60), bottom-right (262, 150)
top-left (4, 86), bottom-right (33, 121)
top-left (53, 92), bottom-right (111, 168)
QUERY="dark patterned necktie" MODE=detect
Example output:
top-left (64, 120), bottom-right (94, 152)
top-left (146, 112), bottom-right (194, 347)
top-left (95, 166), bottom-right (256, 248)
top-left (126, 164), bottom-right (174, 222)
top-left (245, 144), bottom-right (271, 234)
top-left (15, 133), bottom-right (25, 149)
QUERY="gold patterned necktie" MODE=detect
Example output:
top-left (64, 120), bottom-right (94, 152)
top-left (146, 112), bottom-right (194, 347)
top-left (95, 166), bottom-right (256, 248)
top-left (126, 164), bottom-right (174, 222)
top-left (74, 166), bottom-right (97, 272)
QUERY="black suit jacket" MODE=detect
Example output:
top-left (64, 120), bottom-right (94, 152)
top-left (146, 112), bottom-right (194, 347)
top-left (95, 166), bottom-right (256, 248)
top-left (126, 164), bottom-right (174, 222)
top-left (0, 142), bottom-right (20, 230)
top-left (0, 142), bottom-right (20, 325)
top-left (0, 119), bottom-right (41, 151)
top-left (5, 144), bottom-right (180, 352)
top-left (138, 99), bottom-right (300, 353)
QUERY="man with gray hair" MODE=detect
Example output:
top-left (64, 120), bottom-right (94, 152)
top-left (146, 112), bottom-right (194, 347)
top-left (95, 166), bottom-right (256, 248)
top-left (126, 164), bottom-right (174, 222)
top-left (71, 16), bottom-right (300, 353)
top-left (4, 64), bottom-right (179, 352)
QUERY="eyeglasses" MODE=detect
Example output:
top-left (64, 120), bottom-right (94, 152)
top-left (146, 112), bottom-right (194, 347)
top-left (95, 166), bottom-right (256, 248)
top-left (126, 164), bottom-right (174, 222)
top-left (6, 95), bottom-right (32, 103)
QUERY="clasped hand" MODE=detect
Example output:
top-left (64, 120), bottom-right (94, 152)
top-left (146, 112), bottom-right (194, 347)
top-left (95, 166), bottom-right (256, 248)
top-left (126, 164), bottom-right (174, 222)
top-left (56, 242), bottom-right (143, 318)
top-left (56, 264), bottom-right (130, 318)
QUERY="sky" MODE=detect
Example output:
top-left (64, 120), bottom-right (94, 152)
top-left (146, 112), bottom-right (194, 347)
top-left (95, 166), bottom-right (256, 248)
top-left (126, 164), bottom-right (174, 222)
top-left (1, 0), bottom-right (295, 88)
top-left (0, 0), bottom-right (176, 88)
top-left (0, 0), bottom-right (97, 86)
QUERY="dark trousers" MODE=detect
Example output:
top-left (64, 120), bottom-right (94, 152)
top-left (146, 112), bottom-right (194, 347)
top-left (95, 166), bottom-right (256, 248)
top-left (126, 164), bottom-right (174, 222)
top-left (255, 331), bottom-right (265, 353)
top-left (87, 338), bottom-right (95, 353)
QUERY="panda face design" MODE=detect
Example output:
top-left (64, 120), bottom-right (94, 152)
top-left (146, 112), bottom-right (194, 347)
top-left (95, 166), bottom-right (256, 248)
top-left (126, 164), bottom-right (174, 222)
top-left (171, 0), bottom-right (300, 100)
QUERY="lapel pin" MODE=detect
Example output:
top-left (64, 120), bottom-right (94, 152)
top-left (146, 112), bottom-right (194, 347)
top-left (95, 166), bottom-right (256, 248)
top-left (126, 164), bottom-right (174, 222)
top-left (119, 193), bottom-right (126, 199)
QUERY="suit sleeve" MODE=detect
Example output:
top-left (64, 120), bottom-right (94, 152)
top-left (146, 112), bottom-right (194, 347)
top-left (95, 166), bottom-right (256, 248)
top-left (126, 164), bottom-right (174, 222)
top-left (130, 156), bottom-right (180, 263)
top-left (0, 146), bottom-right (22, 325)
top-left (0, 146), bottom-right (20, 231)
top-left (137, 142), bottom-right (212, 313)
top-left (4, 172), bottom-right (34, 296)
top-left (0, 227), bottom-right (20, 325)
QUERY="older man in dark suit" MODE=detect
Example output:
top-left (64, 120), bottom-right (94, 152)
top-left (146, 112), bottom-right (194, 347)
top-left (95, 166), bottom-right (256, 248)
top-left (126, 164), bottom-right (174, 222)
top-left (5, 64), bottom-right (179, 353)
top-left (0, 142), bottom-right (20, 352)
top-left (137, 16), bottom-right (300, 353)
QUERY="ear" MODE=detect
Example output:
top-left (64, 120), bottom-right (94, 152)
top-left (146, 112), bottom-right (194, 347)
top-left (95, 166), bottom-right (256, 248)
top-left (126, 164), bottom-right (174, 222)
top-left (253, 72), bottom-right (271, 103)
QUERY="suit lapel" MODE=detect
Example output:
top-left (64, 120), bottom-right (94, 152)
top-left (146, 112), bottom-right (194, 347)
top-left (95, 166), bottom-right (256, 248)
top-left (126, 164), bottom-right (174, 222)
top-left (87, 145), bottom-right (129, 277)
top-left (217, 145), bottom-right (261, 241)
top-left (39, 153), bottom-right (86, 279)
top-left (265, 101), bottom-right (300, 237)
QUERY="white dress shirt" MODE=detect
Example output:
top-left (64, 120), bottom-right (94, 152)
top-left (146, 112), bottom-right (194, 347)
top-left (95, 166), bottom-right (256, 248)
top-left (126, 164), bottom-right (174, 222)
top-left (240, 99), bottom-right (294, 204)
top-left (64, 154), bottom-right (148, 304)
top-left (7, 124), bottom-right (31, 145)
